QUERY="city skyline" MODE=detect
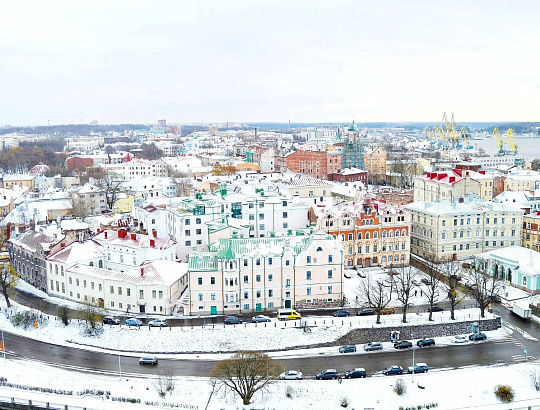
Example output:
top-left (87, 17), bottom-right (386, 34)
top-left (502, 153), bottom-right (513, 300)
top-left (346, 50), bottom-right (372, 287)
top-left (2, 0), bottom-right (539, 125)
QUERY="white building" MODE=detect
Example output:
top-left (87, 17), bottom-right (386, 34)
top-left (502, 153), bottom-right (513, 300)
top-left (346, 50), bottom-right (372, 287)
top-left (493, 190), bottom-right (540, 213)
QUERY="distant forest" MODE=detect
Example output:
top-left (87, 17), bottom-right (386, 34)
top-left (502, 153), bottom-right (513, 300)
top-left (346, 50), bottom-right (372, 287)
top-left (0, 124), bottom-right (149, 136)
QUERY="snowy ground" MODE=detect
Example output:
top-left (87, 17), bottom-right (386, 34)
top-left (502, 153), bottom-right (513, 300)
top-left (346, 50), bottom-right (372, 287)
top-left (1, 355), bottom-right (540, 409)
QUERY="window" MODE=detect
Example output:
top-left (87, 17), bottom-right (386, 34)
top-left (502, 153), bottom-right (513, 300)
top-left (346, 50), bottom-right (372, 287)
top-left (185, 240), bottom-right (191, 246)
top-left (198, 277), bottom-right (203, 285)
top-left (99, 284), bottom-right (102, 291)
top-left (110, 286), bottom-right (114, 294)
top-left (244, 275), bottom-right (249, 283)
top-left (256, 291), bottom-right (261, 298)
top-left (120, 255), bottom-right (123, 263)
top-left (185, 219), bottom-right (191, 225)
top-left (268, 274), bottom-right (273, 281)
top-left (249, 203), bottom-right (254, 209)
top-left (91, 282), bottom-right (94, 289)
top-left (198, 293), bottom-right (203, 301)
top-left (268, 257), bottom-right (273, 265)
top-left (118, 287), bottom-right (122, 295)
top-left (283, 222), bottom-right (288, 228)
top-left (286, 278), bottom-right (291, 287)
top-left (196, 229), bottom-right (202, 235)
top-left (256, 258), bottom-right (261, 266)
top-left (69, 277), bottom-right (72, 284)
top-left (139, 290), bottom-right (144, 299)
top-left (365, 245), bottom-right (370, 253)
top-left (259, 224), bottom-right (265, 231)
top-left (328, 255), bottom-right (333, 262)
top-left (185, 230), bottom-right (191, 236)
top-left (259, 202), bottom-right (265, 208)
top-left (196, 218), bottom-right (201, 224)
top-left (211, 277), bottom-right (216, 285)
top-left (328, 269), bottom-right (333, 279)
top-left (256, 275), bottom-right (261, 282)
top-left (307, 287), bottom-right (311, 296)
top-left (244, 291), bottom-right (249, 299)
top-left (283, 212), bottom-right (288, 218)
top-left (286, 260), bottom-right (290, 266)
top-left (328, 285), bottom-right (333, 294)
top-left (268, 289), bottom-right (273, 297)
top-left (307, 256), bottom-right (312, 263)
top-left (249, 214), bottom-right (254, 221)
top-left (307, 271), bottom-right (312, 280)
top-left (152, 290), bottom-right (157, 298)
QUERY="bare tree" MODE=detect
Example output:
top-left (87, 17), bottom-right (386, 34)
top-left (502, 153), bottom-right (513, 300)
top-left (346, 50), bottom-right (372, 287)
top-left (97, 175), bottom-right (123, 211)
top-left (440, 258), bottom-right (466, 320)
top-left (390, 264), bottom-right (418, 323)
top-left (77, 302), bottom-right (103, 336)
top-left (0, 263), bottom-right (17, 308)
top-left (69, 192), bottom-right (93, 218)
top-left (210, 351), bottom-right (284, 405)
top-left (357, 274), bottom-right (392, 324)
top-left (424, 256), bottom-right (442, 322)
top-left (466, 258), bottom-right (500, 318)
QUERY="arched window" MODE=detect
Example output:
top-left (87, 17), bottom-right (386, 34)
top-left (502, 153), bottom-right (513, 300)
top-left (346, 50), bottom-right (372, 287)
top-left (389, 230), bottom-right (394, 238)
top-left (402, 229), bottom-right (406, 236)
top-left (382, 256), bottom-right (386, 263)
top-left (99, 260), bottom-right (103, 268)
top-left (395, 229), bottom-right (400, 237)
top-left (365, 232), bottom-right (370, 239)
top-left (348, 233), bottom-right (353, 241)
top-left (382, 231), bottom-right (387, 238)
top-left (373, 231), bottom-right (378, 239)
top-left (348, 245), bottom-right (353, 255)
top-left (316, 247), bottom-right (323, 252)
top-left (401, 254), bottom-right (405, 261)
top-left (394, 255), bottom-right (399, 262)
top-left (332, 234), bottom-right (337, 239)
top-left (523, 276), bottom-right (527, 286)
top-left (55, 265), bottom-right (58, 274)
top-left (89, 262), bottom-right (94, 267)
top-left (341, 234), bottom-right (345, 241)
top-left (357, 232), bottom-right (362, 240)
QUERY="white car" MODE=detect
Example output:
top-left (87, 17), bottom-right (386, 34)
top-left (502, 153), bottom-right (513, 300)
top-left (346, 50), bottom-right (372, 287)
top-left (149, 319), bottom-right (167, 327)
top-left (280, 370), bottom-right (303, 380)
top-left (453, 335), bottom-right (468, 344)
top-left (252, 315), bottom-right (272, 323)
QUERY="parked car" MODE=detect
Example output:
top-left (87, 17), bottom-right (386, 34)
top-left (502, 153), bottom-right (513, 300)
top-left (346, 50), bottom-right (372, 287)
top-left (344, 368), bottom-right (366, 379)
top-left (316, 369), bottom-right (339, 380)
top-left (280, 370), bottom-right (303, 380)
top-left (364, 342), bottom-right (383, 351)
top-left (126, 318), bottom-right (143, 327)
top-left (381, 307), bottom-right (395, 315)
top-left (344, 272), bottom-right (352, 279)
top-left (469, 332), bottom-right (487, 341)
top-left (333, 310), bottom-right (350, 317)
top-left (421, 278), bottom-right (432, 285)
top-left (139, 356), bottom-right (158, 365)
top-left (428, 306), bottom-right (445, 312)
top-left (252, 315), bottom-right (272, 323)
top-left (339, 345), bottom-right (357, 353)
top-left (389, 270), bottom-right (399, 276)
top-left (417, 338), bottom-right (435, 347)
top-left (103, 317), bottom-right (120, 325)
top-left (357, 308), bottom-right (376, 316)
top-left (224, 316), bottom-right (242, 325)
top-left (394, 340), bottom-right (413, 349)
top-left (489, 295), bottom-right (501, 302)
top-left (357, 270), bottom-right (366, 278)
top-left (148, 319), bottom-right (167, 327)
top-left (408, 363), bottom-right (429, 374)
top-left (383, 365), bottom-right (403, 375)
top-left (453, 335), bottom-right (468, 343)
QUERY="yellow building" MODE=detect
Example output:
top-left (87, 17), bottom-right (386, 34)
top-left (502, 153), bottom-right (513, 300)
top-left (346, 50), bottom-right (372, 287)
top-left (523, 213), bottom-right (540, 251)
top-left (113, 195), bottom-right (134, 214)
top-left (364, 147), bottom-right (387, 181)
top-left (1, 175), bottom-right (35, 189)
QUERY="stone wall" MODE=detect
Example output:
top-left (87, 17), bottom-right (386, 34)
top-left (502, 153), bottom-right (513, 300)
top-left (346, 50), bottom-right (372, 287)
top-left (335, 317), bottom-right (501, 345)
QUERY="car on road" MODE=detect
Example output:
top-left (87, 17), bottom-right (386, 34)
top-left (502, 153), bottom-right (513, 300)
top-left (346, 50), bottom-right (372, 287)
top-left (252, 315), bottom-right (272, 323)
top-left (381, 307), bottom-right (395, 315)
top-left (383, 365), bottom-right (403, 375)
top-left (224, 316), bottom-right (242, 325)
top-left (333, 310), bottom-right (350, 317)
top-left (280, 370), bottom-right (303, 380)
top-left (394, 340), bottom-right (413, 349)
top-left (344, 272), bottom-right (352, 279)
top-left (469, 332), bottom-right (487, 341)
top-left (103, 316), bottom-right (120, 325)
top-left (139, 356), bottom-right (158, 365)
top-left (489, 294), bottom-right (501, 302)
top-left (389, 270), bottom-right (399, 276)
top-left (408, 363), bottom-right (429, 374)
top-left (126, 318), bottom-right (143, 327)
top-left (357, 308), bottom-right (376, 316)
top-left (339, 344), bottom-right (357, 353)
top-left (364, 342), bottom-right (383, 351)
top-left (417, 338), bottom-right (435, 347)
top-left (148, 319), bottom-right (167, 327)
top-left (316, 369), bottom-right (339, 380)
top-left (421, 278), bottom-right (432, 285)
top-left (428, 306), bottom-right (445, 312)
top-left (453, 335), bottom-right (468, 343)
top-left (344, 368), bottom-right (366, 379)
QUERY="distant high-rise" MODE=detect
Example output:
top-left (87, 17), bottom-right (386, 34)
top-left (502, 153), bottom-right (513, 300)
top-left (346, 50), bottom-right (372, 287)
top-left (158, 119), bottom-right (167, 127)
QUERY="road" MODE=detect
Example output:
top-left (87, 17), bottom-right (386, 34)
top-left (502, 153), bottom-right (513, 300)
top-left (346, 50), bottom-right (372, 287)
top-left (4, 308), bottom-right (538, 378)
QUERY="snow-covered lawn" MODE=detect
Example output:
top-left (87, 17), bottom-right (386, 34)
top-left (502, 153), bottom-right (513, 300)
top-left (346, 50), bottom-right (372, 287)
top-left (1, 355), bottom-right (540, 409)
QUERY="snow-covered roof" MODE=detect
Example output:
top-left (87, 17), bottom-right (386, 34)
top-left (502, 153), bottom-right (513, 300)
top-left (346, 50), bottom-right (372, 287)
top-left (47, 240), bottom-right (104, 264)
top-left (404, 199), bottom-right (524, 216)
top-left (9, 230), bottom-right (60, 253)
top-left (478, 246), bottom-right (540, 277)
top-left (60, 219), bottom-right (89, 231)
top-left (93, 229), bottom-right (176, 250)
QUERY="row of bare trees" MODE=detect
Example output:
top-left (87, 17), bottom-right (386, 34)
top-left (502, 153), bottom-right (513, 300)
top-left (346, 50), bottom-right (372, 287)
top-left (356, 256), bottom-right (500, 324)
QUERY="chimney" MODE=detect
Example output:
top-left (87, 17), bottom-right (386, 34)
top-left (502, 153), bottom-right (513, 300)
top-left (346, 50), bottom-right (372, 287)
top-left (131, 233), bottom-right (136, 240)
top-left (61, 243), bottom-right (65, 248)
top-left (153, 230), bottom-right (157, 238)
top-left (104, 231), bottom-right (108, 239)
top-left (150, 239), bottom-right (155, 248)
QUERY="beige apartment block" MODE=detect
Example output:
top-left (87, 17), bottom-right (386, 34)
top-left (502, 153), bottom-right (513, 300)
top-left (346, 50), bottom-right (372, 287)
top-left (404, 198), bottom-right (523, 261)
top-left (184, 230), bottom-right (344, 316)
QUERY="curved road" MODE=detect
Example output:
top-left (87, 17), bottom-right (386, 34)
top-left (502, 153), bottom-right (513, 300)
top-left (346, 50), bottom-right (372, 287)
top-left (4, 306), bottom-right (538, 378)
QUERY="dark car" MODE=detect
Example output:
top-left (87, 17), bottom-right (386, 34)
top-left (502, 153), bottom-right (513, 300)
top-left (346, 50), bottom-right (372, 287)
top-left (489, 295), bottom-right (501, 302)
top-left (417, 338), bottom-right (435, 347)
top-left (421, 278), bottom-right (432, 285)
top-left (344, 368), bottom-right (366, 379)
top-left (357, 308), bottom-right (376, 316)
top-left (383, 365), bottom-right (403, 375)
top-left (428, 306), bottom-right (445, 312)
top-left (103, 316), bottom-right (120, 325)
top-left (139, 356), bottom-right (158, 365)
top-left (408, 363), bottom-right (428, 374)
top-left (338, 345), bottom-right (357, 354)
top-left (364, 342), bottom-right (383, 351)
top-left (333, 310), bottom-right (350, 317)
top-left (394, 340), bottom-right (413, 349)
top-left (224, 316), bottom-right (242, 325)
top-left (469, 332), bottom-right (487, 341)
top-left (316, 369), bottom-right (339, 380)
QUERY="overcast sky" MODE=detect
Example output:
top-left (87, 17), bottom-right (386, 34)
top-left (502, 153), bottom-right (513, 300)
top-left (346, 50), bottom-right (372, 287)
top-left (2, 1), bottom-right (539, 126)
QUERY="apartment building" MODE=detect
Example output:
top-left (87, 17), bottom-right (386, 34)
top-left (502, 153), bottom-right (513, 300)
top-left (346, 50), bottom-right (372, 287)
top-left (122, 158), bottom-right (167, 180)
top-left (522, 212), bottom-right (540, 252)
top-left (494, 190), bottom-right (540, 214)
top-left (183, 230), bottom-right (343, 315)
top-left (70, 184), bottom-right (107, 214)
top-left (286, 150), bottom-right (342, 180)
top-left (404, 198), bottom-right (524, 260)
top-left (413, 169), bottom-right (493, 202)
top-left (364, 147), bottom-right (387, 181)
top-left (312, 199), bottom-right (410, 268)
